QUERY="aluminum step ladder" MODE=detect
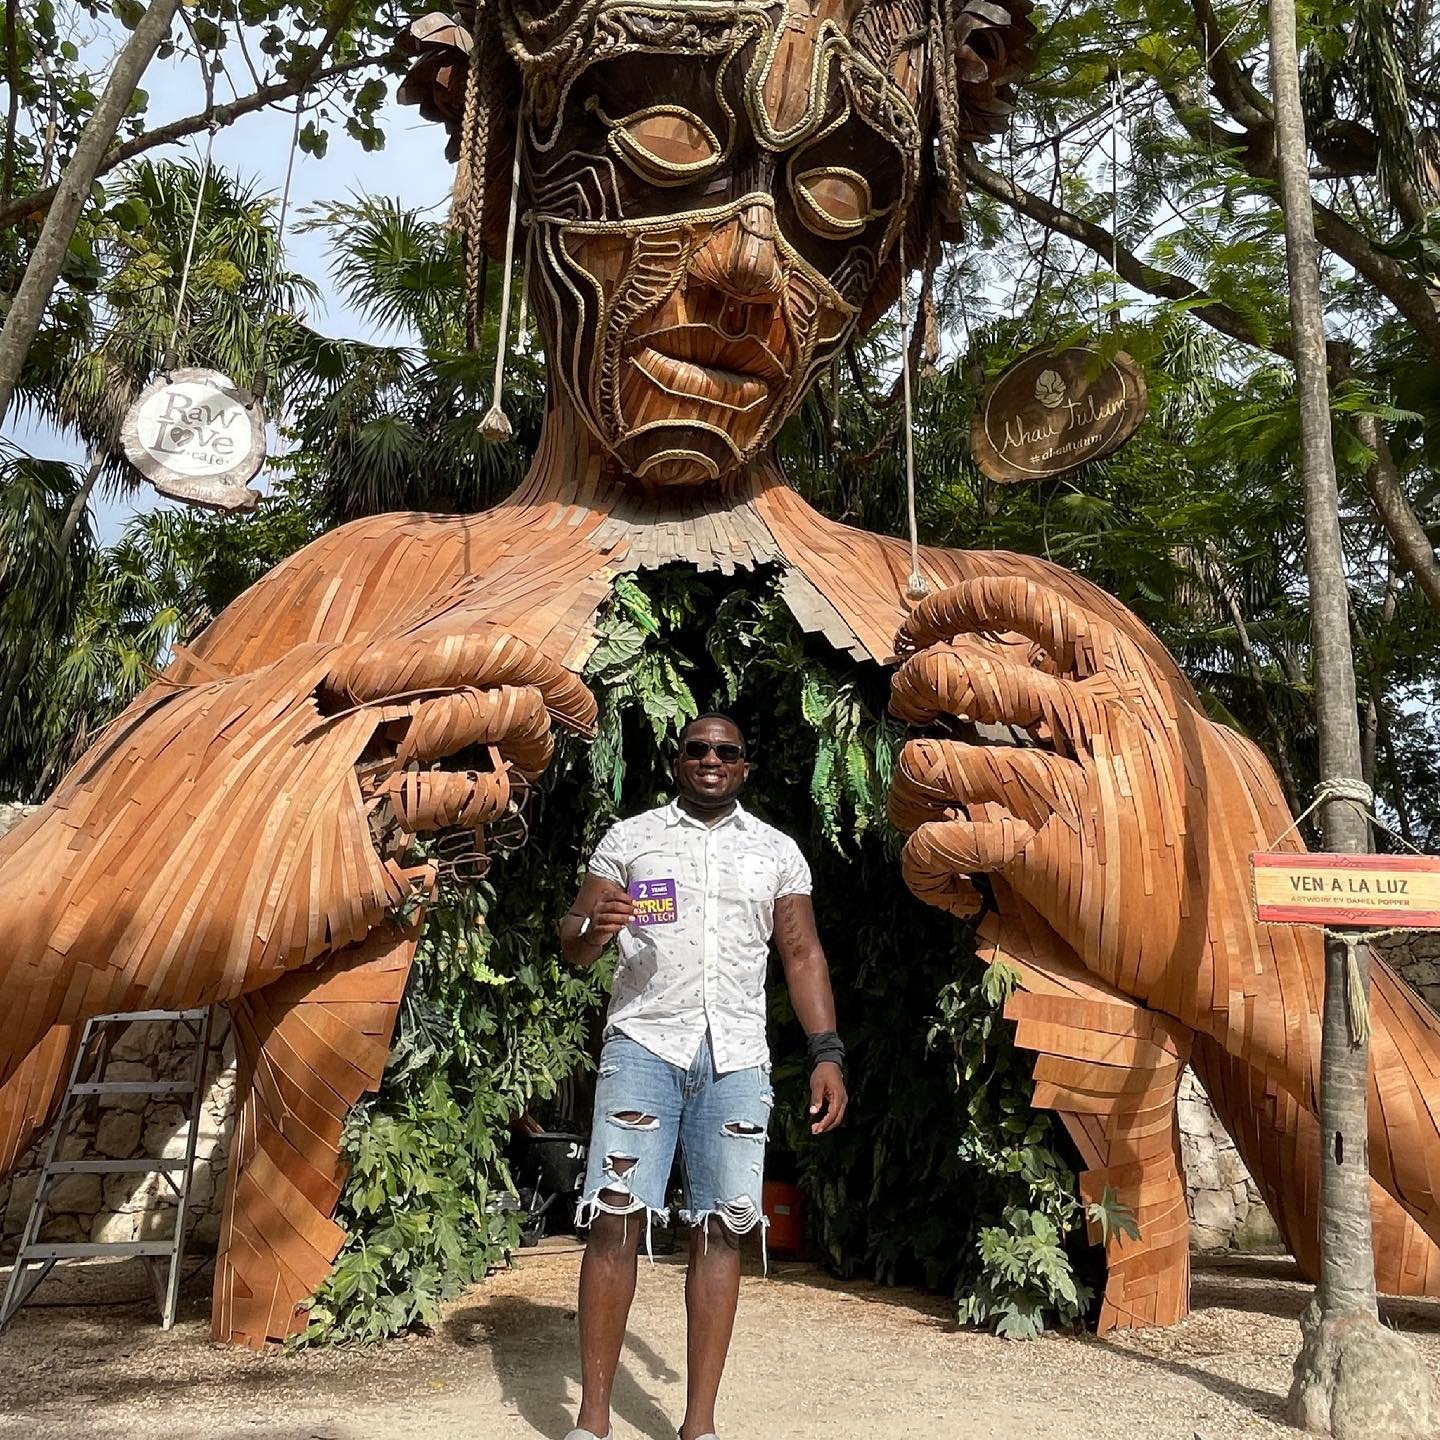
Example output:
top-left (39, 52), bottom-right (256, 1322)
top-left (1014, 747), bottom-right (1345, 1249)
top-left (0, 1007), bottom-right (214, 1330)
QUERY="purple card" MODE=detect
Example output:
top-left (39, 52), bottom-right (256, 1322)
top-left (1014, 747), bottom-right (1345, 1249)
top-left (629, 877), bottom-right (678, 926)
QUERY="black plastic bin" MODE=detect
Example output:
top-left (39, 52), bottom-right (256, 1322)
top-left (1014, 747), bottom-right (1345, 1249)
top-left (508, 1130), bottom-right (588, 1245)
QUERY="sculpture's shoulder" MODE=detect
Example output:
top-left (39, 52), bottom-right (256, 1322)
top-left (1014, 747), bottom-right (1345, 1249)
top-left (755, 483), bottom-right (1191, 697)
top-left (176, 510), bottom-right (513, 680)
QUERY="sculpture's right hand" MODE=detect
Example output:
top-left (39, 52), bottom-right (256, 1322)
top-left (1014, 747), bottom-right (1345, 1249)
top-left (0, 621), bottom-right (595, 1077)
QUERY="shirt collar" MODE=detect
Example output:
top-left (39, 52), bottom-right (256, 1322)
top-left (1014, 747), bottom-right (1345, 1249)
top-left (665, 798), bottom-right (748, 831)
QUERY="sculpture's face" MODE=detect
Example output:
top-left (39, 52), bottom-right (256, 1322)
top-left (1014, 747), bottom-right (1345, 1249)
top-left (522, 0), bottom-right (924, 487)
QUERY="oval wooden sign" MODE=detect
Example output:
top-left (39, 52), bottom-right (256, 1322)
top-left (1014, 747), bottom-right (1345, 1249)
top-left (121, 367), bottom-right (265, 512)
top-left (970, 345), bottom-right (1147, 484)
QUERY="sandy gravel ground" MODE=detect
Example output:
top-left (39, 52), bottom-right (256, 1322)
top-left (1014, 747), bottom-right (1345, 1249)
top-left (4, 1248), bottom-right (1440, 1440)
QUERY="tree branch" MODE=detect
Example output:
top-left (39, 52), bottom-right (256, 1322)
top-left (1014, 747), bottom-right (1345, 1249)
top-left (1310, 200), bottom-right (1440, 360)
top-left (1188, 0), bottom-right (1273, 132)
top-left (0, 51), bottom-right (385, 231)
top-left (1353, 410), bottom-right (1440, 615)
top-left (958, 143), bottom-right (1290, 358)
top-left (1161, 67), bottom-right (1440, 363)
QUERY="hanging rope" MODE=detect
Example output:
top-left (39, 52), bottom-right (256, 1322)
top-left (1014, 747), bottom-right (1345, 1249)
top-left (1342, 936), bottom-right (1372, 1044)
top-left (478, 103), bottom-right (525, 442)
top-left (1264, 776), bottom-right (1378, 852)
top-left (514, 226), bottom-right (531, 350)
top-left (250, 97), bottom-right (303, 405)
top-left (458, 2), bottom-right (495, 355)
top-left (898, 231), bottom-right (929, 603)
top-left (1108, 67), bottom-right (1121, 330)
top-left (165, 118), bottom-right (218, 374)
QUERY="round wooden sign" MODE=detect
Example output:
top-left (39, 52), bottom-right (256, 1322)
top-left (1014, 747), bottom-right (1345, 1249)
top-left (970, 345), bottom-right (1147, 484)
top-left (121, 367), bottom-right (265, 512)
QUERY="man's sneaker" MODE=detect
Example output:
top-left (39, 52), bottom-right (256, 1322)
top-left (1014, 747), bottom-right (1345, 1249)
top-left (564, 1430), bottom-right (612, 1440)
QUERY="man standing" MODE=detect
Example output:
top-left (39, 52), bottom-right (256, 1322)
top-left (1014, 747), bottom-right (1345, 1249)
top-left (559, 713), bottom-right (847, 1440)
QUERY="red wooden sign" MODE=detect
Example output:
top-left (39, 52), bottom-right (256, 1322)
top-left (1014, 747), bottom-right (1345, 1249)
top-left (1251, 852), bottom-right (1440, 928)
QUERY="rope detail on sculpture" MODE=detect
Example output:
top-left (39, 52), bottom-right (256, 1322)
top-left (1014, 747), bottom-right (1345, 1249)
top-left (479, 109), bottom-right (526, 441)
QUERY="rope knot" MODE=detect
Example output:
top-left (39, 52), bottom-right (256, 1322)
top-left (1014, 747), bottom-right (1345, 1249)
top-left (1313, 777), bottom-right (1376, 810)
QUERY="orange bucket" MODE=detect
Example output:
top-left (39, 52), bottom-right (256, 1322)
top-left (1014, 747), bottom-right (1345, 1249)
top-left (762, 1180), bottom-right (806, 1257)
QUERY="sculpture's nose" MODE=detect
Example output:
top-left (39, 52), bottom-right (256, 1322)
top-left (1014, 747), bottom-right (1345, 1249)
top-left (688, 200), bottom-right (784, 302)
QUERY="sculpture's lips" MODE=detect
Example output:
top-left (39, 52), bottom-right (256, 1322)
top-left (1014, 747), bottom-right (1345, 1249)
top-left (633, 326), bottom-right (786, 380)
top-left (626, 325), bottom-right (786, 412)
top-left (629, 347), bottom-right (770, 412)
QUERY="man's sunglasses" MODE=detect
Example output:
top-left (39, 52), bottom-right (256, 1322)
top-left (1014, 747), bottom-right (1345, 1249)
top-left (682, 740), bottom-right (746, 763)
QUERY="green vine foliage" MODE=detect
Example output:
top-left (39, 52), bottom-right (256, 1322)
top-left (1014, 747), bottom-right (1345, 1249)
top-left (301, 566), bottom-right (1100, 1344)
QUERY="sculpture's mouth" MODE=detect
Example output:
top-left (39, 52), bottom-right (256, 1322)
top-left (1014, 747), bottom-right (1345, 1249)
top-left (626, 326), bottom-right (785, 415)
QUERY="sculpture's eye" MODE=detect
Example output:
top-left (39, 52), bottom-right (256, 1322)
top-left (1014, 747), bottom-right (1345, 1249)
top-left (603, 104), bottom-right (723, 185)
top-left (792, 167), bottom-right (877, 238)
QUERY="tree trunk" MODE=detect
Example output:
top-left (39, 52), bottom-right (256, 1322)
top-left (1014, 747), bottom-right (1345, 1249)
top-left (1270, 0), bottom-right (1435, 1430)
top-left (0, 0), bottom-right (183, 426)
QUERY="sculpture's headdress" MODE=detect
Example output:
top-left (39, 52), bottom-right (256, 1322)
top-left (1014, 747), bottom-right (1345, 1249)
top-left (400, 0), bottom-right (1036, 296)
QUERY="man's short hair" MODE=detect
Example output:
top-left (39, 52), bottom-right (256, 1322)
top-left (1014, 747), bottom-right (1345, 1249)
top-left (679, 712), bottom-right (747, 752)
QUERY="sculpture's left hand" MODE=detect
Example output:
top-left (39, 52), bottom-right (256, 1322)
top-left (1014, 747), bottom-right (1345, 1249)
top-left (886, 574), bottom-right (1273, 1006)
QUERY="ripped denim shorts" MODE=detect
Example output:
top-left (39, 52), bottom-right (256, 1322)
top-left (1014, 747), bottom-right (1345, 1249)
top-left (576, 1027), bottom-right (772, 1262)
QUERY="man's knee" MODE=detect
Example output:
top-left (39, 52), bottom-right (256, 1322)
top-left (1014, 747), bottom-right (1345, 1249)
top-left (586, 1195), bottom-right (646, 1256)
top-left (691, 1213), bottom-right (743, 1252)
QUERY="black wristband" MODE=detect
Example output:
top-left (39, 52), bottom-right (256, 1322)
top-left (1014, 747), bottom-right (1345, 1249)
top-left (807, 1030), bottom-right (845, 1072)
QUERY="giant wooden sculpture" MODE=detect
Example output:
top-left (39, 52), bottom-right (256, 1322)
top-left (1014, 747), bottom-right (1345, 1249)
top-left (4, 0), bottom-right (1440, 1347)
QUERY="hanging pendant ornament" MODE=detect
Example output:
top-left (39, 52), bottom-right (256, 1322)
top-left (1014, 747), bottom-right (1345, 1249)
top-left (121, 113), bottom-right (263, 512)
top-left (122, 368), bottom-right (265, 511)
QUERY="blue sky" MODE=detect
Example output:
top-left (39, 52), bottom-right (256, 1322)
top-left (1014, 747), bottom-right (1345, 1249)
top-left (5, 40), bottom-right (457, 541)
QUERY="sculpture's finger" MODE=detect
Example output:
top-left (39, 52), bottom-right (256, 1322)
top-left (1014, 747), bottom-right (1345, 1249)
top-left (900, 803), bottom-right (1037, 917)
top-left (379, 762), bottom-right (513, 833)
top-left (890, 641), bottom-right (1113, 757)
top-left (888, 737), bottom-right (1087, 835)
top-left (895, 575), bottom-right (1148, 686)
top-left (323, 626), bottom-right (598, 737)
top-left (394, 685), bottom-right (553, 776)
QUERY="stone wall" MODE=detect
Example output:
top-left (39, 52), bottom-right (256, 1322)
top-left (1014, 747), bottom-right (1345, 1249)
top-left (1178, 1069), bottom-right (1281, 1252)
top-left (0, 801), bottom-right (238, 1260)
top-left (1380, 930), bottom-right (1440, 1010)
top-left (1177, 931), bottom-right (1438, 1251)
top-left (0, 1013), bottom-right (236, 1261)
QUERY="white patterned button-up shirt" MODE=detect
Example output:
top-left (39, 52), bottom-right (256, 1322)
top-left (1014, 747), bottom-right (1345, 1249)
top-left (586, 800), bottom-right (812, 1074)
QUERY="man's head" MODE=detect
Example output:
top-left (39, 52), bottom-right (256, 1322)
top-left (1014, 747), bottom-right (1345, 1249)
top-left (401, 0), bottom-right (1032, 487)
top-left (673, 712), bottom-right (750, 810)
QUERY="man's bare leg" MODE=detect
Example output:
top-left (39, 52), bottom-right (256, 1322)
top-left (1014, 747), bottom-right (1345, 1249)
top-left (576, 1201), bottom-right (645, 1436)
top-left (680, 1218), bottom-right (742, 1440)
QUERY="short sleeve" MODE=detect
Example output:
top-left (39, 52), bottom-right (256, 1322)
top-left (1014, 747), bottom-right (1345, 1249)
top-left (774, 833), bottom-right (812, 899)
top-left (587, 820), bottom-right (629, 887)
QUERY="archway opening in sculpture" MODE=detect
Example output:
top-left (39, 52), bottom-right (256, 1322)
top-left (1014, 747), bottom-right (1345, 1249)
top-left (486, 559), bottom-right (1111, 1330)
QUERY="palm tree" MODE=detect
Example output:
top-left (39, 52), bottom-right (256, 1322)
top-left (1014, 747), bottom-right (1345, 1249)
top-left (286, 196), bottom-right (542, 521)
top-left (1, 157), bottom-right (316, 795)
top-left (10, 483), bottom-right (323, 794)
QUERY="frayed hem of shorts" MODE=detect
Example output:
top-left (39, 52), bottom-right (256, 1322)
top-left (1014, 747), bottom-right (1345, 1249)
top-left (679, 1204), bottom-right (771, 1274)
top-left (575, 1192), bottom-right (670, 1263)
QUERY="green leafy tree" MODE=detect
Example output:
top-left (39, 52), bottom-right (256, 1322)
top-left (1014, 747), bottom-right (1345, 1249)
top-left (1, 156), bottom-right (318, 795)
top-left (284, 196), bottom-right (542, 520)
